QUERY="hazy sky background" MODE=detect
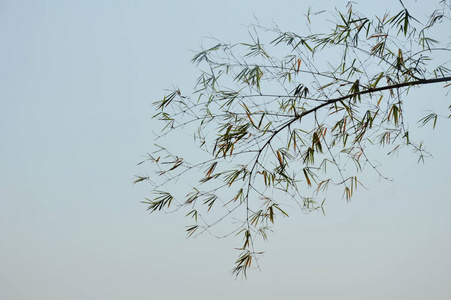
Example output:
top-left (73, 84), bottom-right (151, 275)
top-left (1, 0), bottom-right (450, 299)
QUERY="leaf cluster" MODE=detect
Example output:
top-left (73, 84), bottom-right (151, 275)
top-left (139, 1), bottom-right (451, 277)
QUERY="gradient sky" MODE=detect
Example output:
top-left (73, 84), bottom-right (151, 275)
top-left (1, 1), bottom-right (450, 299)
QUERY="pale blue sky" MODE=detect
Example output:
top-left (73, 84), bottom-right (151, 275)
top-left (1, 0), bottom-right (450, 299)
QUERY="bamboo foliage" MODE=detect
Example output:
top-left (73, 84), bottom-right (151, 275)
top-left (139, 1), bottom-right (451, 277)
